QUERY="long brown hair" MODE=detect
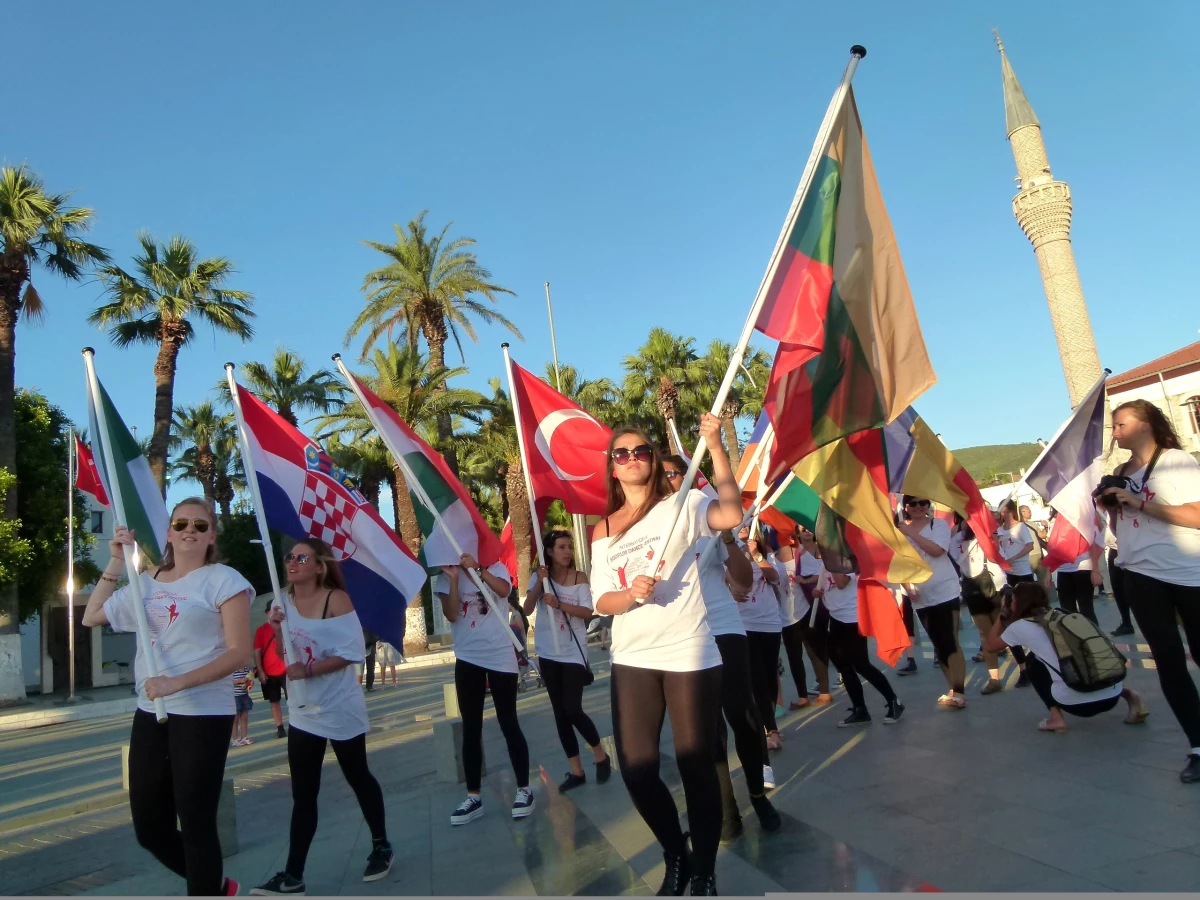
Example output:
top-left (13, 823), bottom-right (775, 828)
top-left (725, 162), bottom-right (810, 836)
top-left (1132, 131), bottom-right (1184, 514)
top-left (1008, 581), bottom-right (1051, 621)
top-left (1112, 399), bottom-right (1182, 454)
top-left (286, 538), bottom-right (348, 595)
top-left (158, 497), bottom-right (219, 571)
top-left (605, 427), bottom-right (671, 539)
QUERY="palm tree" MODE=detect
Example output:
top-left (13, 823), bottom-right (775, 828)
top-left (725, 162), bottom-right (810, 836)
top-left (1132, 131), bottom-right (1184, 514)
top-left (0, 166), bottom-right (107, 687)
top-left (545, 363), bottom-right (620, 426)
top-left (232, 348), bottom-right (344, 427)
top-left (346, 211), bottom-right (520, 475)
top-left (622, 328), bottom-right (705, 452)
top-left (91, 233), bottom-right (254, 495)
top-left (169, 402), bottom-right (234, 503)
top-left (697, 340), bottom-right (772, 469)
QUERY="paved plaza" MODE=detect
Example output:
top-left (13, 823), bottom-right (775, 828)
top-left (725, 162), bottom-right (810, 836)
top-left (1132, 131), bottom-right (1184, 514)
top-left (1, 595), bottom-right (1199, 895)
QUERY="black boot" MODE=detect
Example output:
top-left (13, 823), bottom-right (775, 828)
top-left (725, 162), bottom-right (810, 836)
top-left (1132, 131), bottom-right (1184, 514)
top-left (689, 874), bottom-right (718, 895)
top-left (750, 794), bottom-right (782, 832)
top-left (657, 837), bottom-right (691, 896)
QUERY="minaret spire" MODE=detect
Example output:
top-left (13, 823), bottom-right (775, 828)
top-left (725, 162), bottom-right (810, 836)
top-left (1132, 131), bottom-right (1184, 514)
top-left (994, 30), bottom-right (1039, 137)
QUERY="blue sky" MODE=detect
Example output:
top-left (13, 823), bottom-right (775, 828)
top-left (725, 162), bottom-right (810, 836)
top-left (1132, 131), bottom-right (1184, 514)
top-left (9, 2), bottom-right (1198, 495)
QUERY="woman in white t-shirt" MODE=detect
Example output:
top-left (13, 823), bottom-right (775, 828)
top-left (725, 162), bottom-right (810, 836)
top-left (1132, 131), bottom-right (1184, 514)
top-left (776, 529), bottom-right (832, 708)
top-left (997, 500), bottom-right (1036, 584)
top-left (82, 498), bottom-right (252, 897)
top-left (986, 582), bottom-right (1148, 733)
top-left (1045, 509), bottom-right (1103, 626)
top-left (591, 415), bottom-right (743, 896)
top-left (523, 529), bottom-right (611, 793)
top-left (899, 497), bottom-right (967, 708)
top-left (250, 539), bottom-right (392, 895)
top-left (735, 525), bottom-right (786, 751)
top-left (1100, 400), bottom-right (1200, 783)
top-left (435, 552), bottom-right (530, 824)
top-left (952, 515), bottom-right (1007, 695)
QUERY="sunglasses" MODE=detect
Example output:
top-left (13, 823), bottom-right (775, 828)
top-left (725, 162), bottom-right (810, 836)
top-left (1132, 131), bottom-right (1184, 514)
top-left (170, 518), bottom-right (211, 533)
top-left (905, 499), bottom-right (931, 508)
top-left (664, 470), bottom-right (683, 480)
top-left (611, 444), bottom-right (653, 466)
top-left (284, 552), bottom-right (311, 564)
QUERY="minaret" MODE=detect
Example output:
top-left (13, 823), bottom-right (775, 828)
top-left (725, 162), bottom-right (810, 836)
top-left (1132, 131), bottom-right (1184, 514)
top-left (996, 33), bottom-right (1103, 407)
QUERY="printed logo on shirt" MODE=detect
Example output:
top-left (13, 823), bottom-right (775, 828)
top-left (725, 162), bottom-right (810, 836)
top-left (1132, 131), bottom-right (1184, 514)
top-left (608, 533), bottom-right (667, 605)
top-left (145, 590), bottom-right (185, 647)
top-left (459, 588), bottom-right (490, 629)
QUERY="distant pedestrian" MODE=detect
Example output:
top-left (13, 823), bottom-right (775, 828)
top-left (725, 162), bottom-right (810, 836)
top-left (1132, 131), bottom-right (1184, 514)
top-left (378, 641), bottom-right (403, 686)
top-left (952, 518), bottom-right (1006, 695)
top-left (361, 629), bottom-right (379, 692)
top-left (254, 598), bottom-right (288, 739)
top-left (232, 664), bottom-right (254, 746)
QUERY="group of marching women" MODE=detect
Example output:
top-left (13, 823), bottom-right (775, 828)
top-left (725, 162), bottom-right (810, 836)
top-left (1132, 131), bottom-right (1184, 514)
top-left (78, 399), bottom-right (1200, 897)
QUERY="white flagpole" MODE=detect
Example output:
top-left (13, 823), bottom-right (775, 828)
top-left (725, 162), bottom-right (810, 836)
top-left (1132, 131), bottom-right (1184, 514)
top-left (693, 421), bottom-right (775, 573)
top-left (649, 45), bottom-right (867, 578)
top-left (223, 365), bottom-right (308, 709)
top-left (82, 349), bottom-right (168, 723)
top-left (66, 427), bottom-right (77, 702)
top-left (331, 355), bottom-right (531, 663)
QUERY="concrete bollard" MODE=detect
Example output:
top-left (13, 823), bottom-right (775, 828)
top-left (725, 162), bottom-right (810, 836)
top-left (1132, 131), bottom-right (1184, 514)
top-left (599, 735), bottom-right (619, 771)
top-left (216, 779), bottom-right (237, 858)
top-left (433, 718), bottom-right (484, 783)
top-left (443, 683), bottom-right (459, 719)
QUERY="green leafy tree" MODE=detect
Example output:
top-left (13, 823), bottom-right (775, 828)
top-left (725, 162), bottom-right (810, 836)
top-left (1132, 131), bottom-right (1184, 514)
top-left (91, 233), bottom-right (255, 494)
top-left (215, 513), bottom-right (276, 596)
top-left (696, 339), bottom-right (772, 469)
top-left (346, 211), bottom-right (520, 475)
top-left (0, 470), bottom-right (32, 587)
top-left (170, 402), bottom-right (234, 504)
top-left (621, 328), bottom-right (706, 451)
top-left (229, 348), bottom-right (344, 427)
top-left (545, 363), bottom-right (620, 425)
top-left (0, 166), bottom-right (107, 648)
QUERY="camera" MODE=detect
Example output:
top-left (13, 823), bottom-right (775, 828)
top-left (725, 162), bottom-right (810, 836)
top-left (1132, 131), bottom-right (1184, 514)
top-left (1093, 474), bottom-right (1132, 508)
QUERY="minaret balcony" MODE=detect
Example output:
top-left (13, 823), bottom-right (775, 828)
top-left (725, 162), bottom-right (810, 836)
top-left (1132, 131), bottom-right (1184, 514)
top-left (1012, 180), bottom-right (1073, 247)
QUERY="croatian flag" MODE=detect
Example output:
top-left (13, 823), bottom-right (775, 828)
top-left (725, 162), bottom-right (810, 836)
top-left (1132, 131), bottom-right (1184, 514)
top-left (236, 385), bottom-right (426, 649)
top-left (1022, 373), bottom-right (1108, 572)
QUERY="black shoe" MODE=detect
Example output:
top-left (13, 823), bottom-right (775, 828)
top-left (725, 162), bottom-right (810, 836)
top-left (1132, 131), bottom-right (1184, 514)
top-left (657, 837), bottom-right (691, 895)
top-left (933, 659), bottom-right (943, 669)
top-left (719, 816), bottom-right (743, 846)
top-left (595, 757), bottom-right (612, 784)
top-left (1111, 623), bottom-right (1135, 637)
top-left (1181, 753), bottom-right (1200, 784)
top-left (750, 793), bottom-right (782, 832)
top-left (689, 874), bottom-right (718, 896)
top-left (276, 725), bottom-right (286, 739)
top-left (363, 842), bottom-right (393, 882)
top-left (250, 872), bottom-right (305, 895)
top-left (883, 699), bottom-right (905, 724)
top-left (559, 772), bottom-right (587, 793)
top-left (897, 659), bottom-right (918, 676)
top-left (839, 707), bottom-right (871, 727)
top-left (1015, 670), bottom-right (1031, 688)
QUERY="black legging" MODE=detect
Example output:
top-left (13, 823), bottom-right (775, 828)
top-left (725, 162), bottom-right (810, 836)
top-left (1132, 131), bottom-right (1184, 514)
top-left (127, 709), bottom-right (232, 896)
top-left (611, 664), bottom-right (723, 878)
top-left (540, 657), bottom-right (601, 759)
top-left (916, 599), bottom-right (965, 693)
top-left (364, 645), bottom-right (376, 690)
top-left (455, 659), bottom-right (529, 792)
top-left (713, 633), bottom-right (767, 824)
top-left (782, 613), bottom-right (830, 696)
top-left (900, 594), bottom-right (917, 642)
top-left (1108, 550), bottom-right (1133, 629)
top-left (1056, 570), bottom-right (1097, 624)
top-left (285, 725), bottom-right (388, 878)
top-left (744, 630), bottom-right (782, 732)
top-left (827, 618), bottom-right (897, 709)
top-left (1024, 656), bottom-right (1120, 718)
top-left (1124, 570), bottom-right (1200, 747)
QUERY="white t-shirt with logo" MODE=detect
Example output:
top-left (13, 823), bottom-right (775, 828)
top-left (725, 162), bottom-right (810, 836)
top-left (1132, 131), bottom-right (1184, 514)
top-left (786, 551), bottom-right (820, 624)
top-left (281, 595), bottom-right (370, 741)
top-left (1056, 550), bottom-right (1094, 574)
top-left (905, 519), bottom-right (960, 609)
top-left (434, 562), bottom-right (516, 674)
top-left (817, 567), bottom-right (860, 624)
top-left (103, 564), bottom-right (254, 717)
top-left (696, 536), bottom-right (745, 637)
top-left (737, 555), bottom-right (783, 633)
top-left (1002, 618), bottom-right (1123, 707)
top-left (997, 523), bottom-right (1035, 576)
top-left (528, 575), bottom-right (593, 667)
top-left (954, 536), bottom-right (1005, 584)
top-left (590, 491), bottom-right (721, 672)
top-left (1113, 449), bottom-right (1200, 586)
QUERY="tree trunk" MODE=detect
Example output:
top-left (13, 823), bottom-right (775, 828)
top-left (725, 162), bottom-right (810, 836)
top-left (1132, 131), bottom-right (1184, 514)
top-left (278, 401), bottom-right (297, 428)
top-left (421, 312), bottom-right (459, 478)
top-left (149, 335), bottom-right (183, 497)
top-left (388, 465), bottom-right (423, 553)
top-left (0, 252), bottom-right (23, 681)
top-left (497, 462), bottom-right (510, 522)
top-left (196, 444), bottom-right (217, 503)
top-left (507, 459), bottom-right (533, 598)
top-left (358, 474), bottom-right (381, 510)
top-left (720, 407), bottom-right (741, 471)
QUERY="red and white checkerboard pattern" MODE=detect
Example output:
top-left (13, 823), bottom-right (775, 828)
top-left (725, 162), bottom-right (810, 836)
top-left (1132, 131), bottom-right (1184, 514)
top-left (298, 473), bottom-right (358, 560)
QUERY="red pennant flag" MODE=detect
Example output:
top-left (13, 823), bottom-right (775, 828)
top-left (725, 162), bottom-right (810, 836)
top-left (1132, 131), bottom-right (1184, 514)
top-left (507, 359), bottom-right (612, 518)
top-left (498, 518), bottom-right (519, 585)
top-left (75, 434), bottom-right (110, 506)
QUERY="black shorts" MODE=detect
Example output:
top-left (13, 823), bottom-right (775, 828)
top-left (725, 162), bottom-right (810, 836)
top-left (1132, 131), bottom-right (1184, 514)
top-left (261, 675), bottom-right (287, 703)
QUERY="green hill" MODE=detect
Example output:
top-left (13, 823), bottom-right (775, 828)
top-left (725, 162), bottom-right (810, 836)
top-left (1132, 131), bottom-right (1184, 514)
top-left (951, 443), bottom-right (1042, 486)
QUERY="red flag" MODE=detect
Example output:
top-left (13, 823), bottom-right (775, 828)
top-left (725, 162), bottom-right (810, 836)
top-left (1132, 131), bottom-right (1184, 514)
top-left (75, 434), bottom-right (110, 506)
top-left (507, 359), bottom-right (612, 518)
top-left (498, 518), bottom-right (519, 585)
top-left (856, 577), bottom-right (910, 667)
top-left (1041, 513), bottom-right (1093, 574)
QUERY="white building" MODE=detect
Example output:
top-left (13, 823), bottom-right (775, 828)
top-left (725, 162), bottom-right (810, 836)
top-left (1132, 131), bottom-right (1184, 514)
top-left (1106, 340), bottom-right (1200, 455)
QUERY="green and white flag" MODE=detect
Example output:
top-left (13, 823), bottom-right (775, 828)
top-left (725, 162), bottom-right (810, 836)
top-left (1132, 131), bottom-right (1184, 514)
top-left (86, 370), bottom-right (169, 565)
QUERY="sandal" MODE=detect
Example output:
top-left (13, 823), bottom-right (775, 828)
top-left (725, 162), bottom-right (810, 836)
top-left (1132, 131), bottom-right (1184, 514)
top-left (937, 693), bottom-right (967, 709)
top-left (1124, 709), bottom-right (1150, 725)
top-left (766, 731), bottom-right (783, 751)
top-left (1037, 718), bottom-right (1067, 733)
top-left (789, 698), bottom-right (810, 710)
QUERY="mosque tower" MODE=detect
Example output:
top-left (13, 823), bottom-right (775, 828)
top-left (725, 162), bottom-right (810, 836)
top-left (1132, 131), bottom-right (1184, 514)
top-left (996, 32), bottom-right (1103, 407)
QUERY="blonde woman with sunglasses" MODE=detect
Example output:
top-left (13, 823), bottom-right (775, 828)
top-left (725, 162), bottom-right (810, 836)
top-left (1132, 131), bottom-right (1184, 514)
top-left (83, 498), bottom-right (253, 897)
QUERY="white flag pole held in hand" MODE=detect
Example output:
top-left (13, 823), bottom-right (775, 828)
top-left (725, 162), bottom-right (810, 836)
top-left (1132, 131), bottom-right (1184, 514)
top-left (82, 348), bottom-right (168, 723)
top-left (648, 46), bottom-right (867, 579)
top-left (224, 364), bottom-right (309, 709)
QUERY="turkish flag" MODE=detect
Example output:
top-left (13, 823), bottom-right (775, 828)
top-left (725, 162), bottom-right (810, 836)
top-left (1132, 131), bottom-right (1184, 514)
top-left (75, 434), bottom-right (110, 506)
top-left (498, 518), bottom-right (519, 585)
top-left (508, 358), bottom-right (612, 520)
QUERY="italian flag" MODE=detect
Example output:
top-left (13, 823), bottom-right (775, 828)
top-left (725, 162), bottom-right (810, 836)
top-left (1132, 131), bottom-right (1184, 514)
top-left (350, 376), bottom-right (502, 573)
top-left (757, 86), bottom-right (936, 483)
top-left (86, 376), bottom-right (168, 564)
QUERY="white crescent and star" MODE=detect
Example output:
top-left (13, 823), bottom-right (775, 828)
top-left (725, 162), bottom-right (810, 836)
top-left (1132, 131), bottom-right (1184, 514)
top-left (534, 409), bottom-right (603, 482)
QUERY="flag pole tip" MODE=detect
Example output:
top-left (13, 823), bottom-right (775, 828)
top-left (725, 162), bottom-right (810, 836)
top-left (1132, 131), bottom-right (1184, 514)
top-left (223, 361), bottom-right (235, 371)
top-left (1103, 368), bottom-right (1112, 375)
top-left (331, 352), bottom-right (342, 362)
top-left (501, 342), bottom-right (510, 349)
top-left (851, 44), bottom-right (867, 58)
top-left (81, 346), bottom-right (95, 356)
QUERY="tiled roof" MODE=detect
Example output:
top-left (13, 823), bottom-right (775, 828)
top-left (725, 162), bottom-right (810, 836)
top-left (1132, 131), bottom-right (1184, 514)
top-left (1108, 341), bottom-right (1200, 388)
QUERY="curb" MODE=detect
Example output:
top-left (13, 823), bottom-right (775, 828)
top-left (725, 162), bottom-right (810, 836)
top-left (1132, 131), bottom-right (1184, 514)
top-left (0, 698), bottom-right (140, 733)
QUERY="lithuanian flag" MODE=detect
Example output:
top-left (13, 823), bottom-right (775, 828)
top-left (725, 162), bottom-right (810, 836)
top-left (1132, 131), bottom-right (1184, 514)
top-left (757, 86), bottom-right (935, 483)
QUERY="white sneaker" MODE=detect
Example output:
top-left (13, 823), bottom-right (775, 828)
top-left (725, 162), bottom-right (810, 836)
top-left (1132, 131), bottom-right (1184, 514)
top-left (511, 787), bottom-right (535, 819)
top-left (763, 765), bottom-right (776, 790)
